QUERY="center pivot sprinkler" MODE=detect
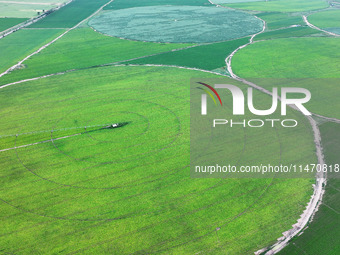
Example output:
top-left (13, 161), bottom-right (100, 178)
top-left (103, 122), bottom-right (129, 129)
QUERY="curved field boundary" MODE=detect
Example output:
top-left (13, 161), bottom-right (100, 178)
top-left (0, 132), bottom-right (81, 153)
top-left (0, 0), bottom-right (115, 78)
top-left (0, 63), bottom-right (227, 91)
top-left (303, 15), bottom-right (340, 37)
top-left (208, 1), bottom-right (329, 254)
top-left (0, 0), bottom-right (73, 40)
top-left (312, 113), bottom-right (340, 124)
top-left (0, 63), bottom-right (322, 253)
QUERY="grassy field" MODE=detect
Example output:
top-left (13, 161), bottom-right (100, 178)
top-left (126, 37), bottom-right (249, 70)
top-left (29, 0), bottom-right (109, 28)
top-left (308, 9), bottom-right (340, 35)
top-left (0, 0), bottom-right (337, 254)
top-left (0, 65), bottom-right (316, 254)
top-left (222, 0), bottom-right (329, 12)
top-left (231, 37), bottom-right (340, 118)
top-left (0, 17), bottom-right (28, 32)
top-left (254, 26), bottom-right (322, 41)
top-left (0, 2), bottom-right (58, 18)
top-left (279, 121), bottom-right (340, 255)
top-left (0, 27), bottom-right (193, 86)
top-left (0, 28), bottom-right (65, 74)
top-left (104, 0), bottom-right (212, 10)
top-left (89, 6), bottom-right (263, 43)
top-left (256, 12), bottom-right (304, 30)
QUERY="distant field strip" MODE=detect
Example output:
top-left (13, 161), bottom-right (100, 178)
top-left (220, 0), bottom-right (329, 12)
top-left (0, 1), bottom-right (53, 5)
top-left (29, 0), bottom-right (110, 28)
top-left (0, 0), bottom-right (116, 78)
top-left (308, 9), bottom-right (340, 35)
top-left (256, 12), bottom-right (304, 30)
top-left (0, 28), bottom-right (196, 85)
top-left (254, 26), bottom-right (322, 41)
top-left (103, 0), bottom-right (212, 10)
top-left (231, 37), bottom-right (340, 118)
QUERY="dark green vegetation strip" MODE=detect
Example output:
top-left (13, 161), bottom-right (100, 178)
top-left (0, 28), bottom-right (193, 86)
top-left (279, 122), bottom-right (340, 255)
top-left (256, 12), bottom-right (304, 30)
top-left (104, 0), bottom-right (212, 10)
top-left (29, 0), bottom-right (109, 28)
top-left (127, 37), bottom-right (249, 70)
top-left (254, 26), bottom-right (322, 41)
top-left (0, 18), bottom-right (28, 32)
top-left (0, 28), bottom-right (65, 73)
top-left (0, 66), bottom-right (315, 254)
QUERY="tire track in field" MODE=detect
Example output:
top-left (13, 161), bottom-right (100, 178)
top-left (65, 121), bottom-right (279, 254)
top-left (0, 0), bottom-right (116, 78)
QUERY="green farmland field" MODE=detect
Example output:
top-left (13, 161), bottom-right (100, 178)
top-left (213, 0), bottom-right (264, 3)
top-left (126, 37), bottom-right (249, 70)
top-left (231, 37), bottom-right (340, 118)
top-left (279, 122), bottom-right (340, 255)
top-left (0, 65), bottom-right (315, 254)
top-left (104, 0), bottom-right (212, 10)
top-left (0, 18), bottom-right (28, 32)
top-left (254, 26), bottom-right (322, 41)
top-left (0, 0), bottom-right (339, 254)
top-left (0, 27), bottom-right (193, 85)
top-left (89, 6), bottom-right (263, 43)
top-left (256, 12), bottom-right (304, 30)
top-left (221, 0), bottom-right (329, 12)
top-left (0, 28), bottom-right (65, 73)
top-left (29, 0), bottom-right (109, 28)
top-left (0, 2), bottom-right (58, 18)
top-left (308, 9), bottom-right (340, 35)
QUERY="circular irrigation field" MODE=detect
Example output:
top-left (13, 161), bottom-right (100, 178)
top-left (0, 66), bottom-right (315, 254)
top-left (89, 6), bottom-right (264, 43)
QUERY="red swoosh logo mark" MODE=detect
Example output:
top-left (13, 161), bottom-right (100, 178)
top-left (197, 82), bottom-right (223, 106)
